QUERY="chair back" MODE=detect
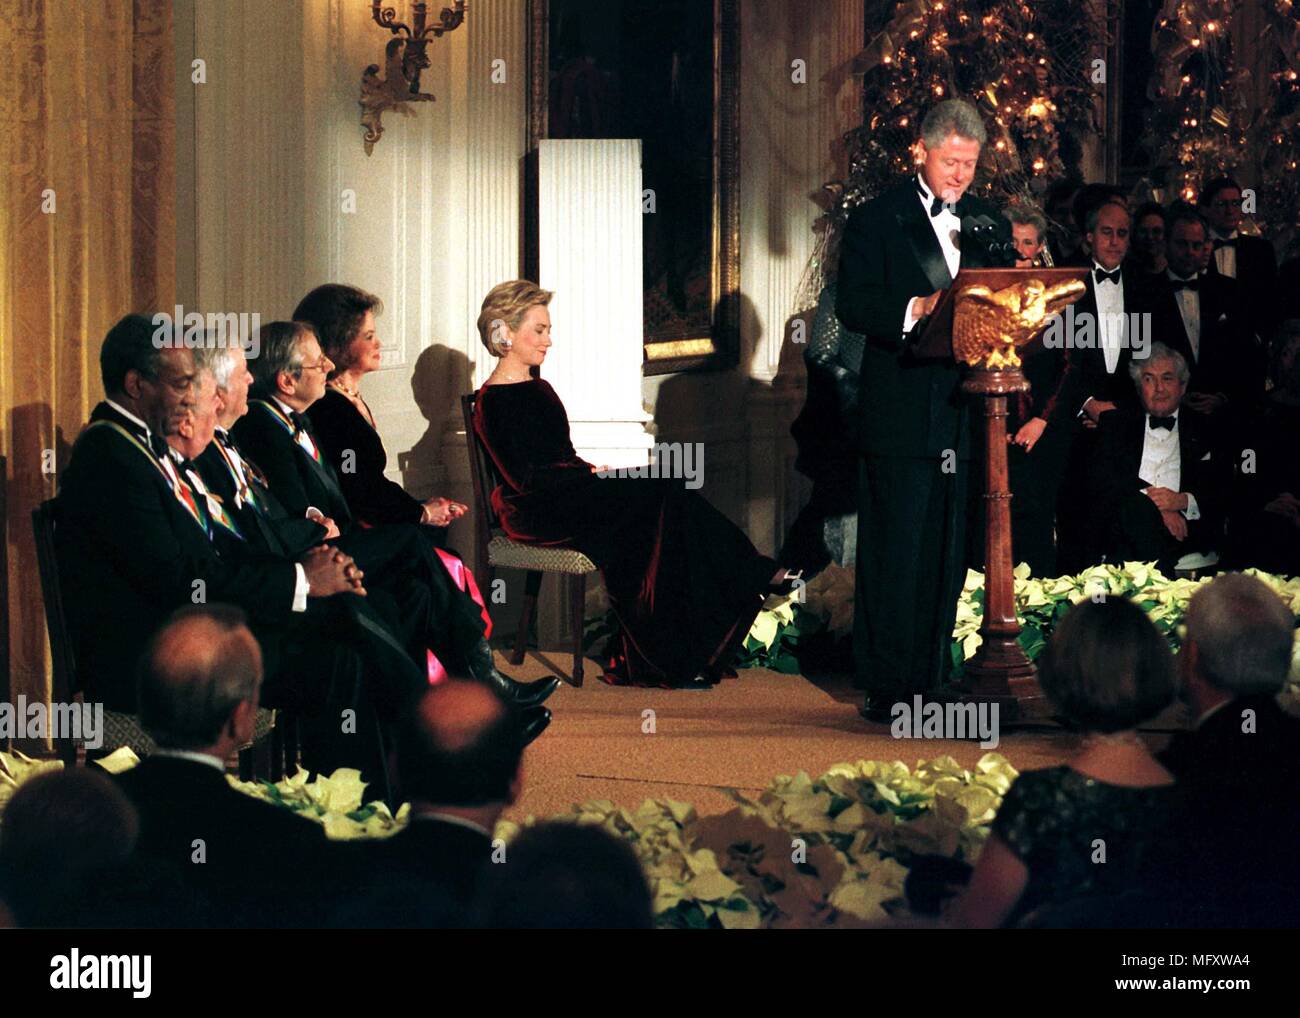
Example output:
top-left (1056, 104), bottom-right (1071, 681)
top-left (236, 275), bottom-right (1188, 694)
top-left (461, 392), bottom-right (506, 577)
top-left (30, 498), bottom-right (81, 704)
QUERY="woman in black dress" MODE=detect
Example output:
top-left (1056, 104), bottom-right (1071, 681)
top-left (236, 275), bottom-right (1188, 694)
top-left (294, 284), bottom-right (468, 543)
top-left (472, 280), bottom-right (786, 688)
top-left (949, 597), bottom-right (1178, 928)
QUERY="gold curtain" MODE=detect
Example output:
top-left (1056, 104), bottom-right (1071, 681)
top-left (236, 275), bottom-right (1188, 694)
top-left (0, 0), bottom-right (174, 720)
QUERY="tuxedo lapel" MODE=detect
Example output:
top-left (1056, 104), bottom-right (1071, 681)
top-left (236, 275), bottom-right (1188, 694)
top-left (896, 198), bottom-right (953, 292)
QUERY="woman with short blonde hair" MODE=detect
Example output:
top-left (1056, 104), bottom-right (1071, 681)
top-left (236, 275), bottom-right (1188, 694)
top-left (471, 280), bottom-right (791, 688)
top-left (477, 281), bottom-right (554, 358)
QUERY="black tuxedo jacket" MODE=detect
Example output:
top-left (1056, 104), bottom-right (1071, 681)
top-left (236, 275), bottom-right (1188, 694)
top-left (1206, 233), bottom-right (1279, 336)
top-left (836, 177), bottom-right (1013, 459)
top-left (1153, 695), bottom-right (1300, 926)
top-left (57, 403), bottom-right (298, 709)
top-left (115, 756), bottom-right (344, 927)
top-left (1058, 263), bottom-right (1148, 414)
top-left (195, 435), bottom-right (325, 559)
top-left (1087, 407), bottom-right (1229, 542)
top-left (1146, 272), bottom-right (1261, 405)
top-left (233, 399), bottom-right (354, 530)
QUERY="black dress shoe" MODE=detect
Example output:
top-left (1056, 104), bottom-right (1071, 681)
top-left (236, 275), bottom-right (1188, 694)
top-left (519, 706), bottom-right (552, 746)
top-left (858, 696), bottom-right (900, 724)
top-left (465, 639), bottom-right (561, 707)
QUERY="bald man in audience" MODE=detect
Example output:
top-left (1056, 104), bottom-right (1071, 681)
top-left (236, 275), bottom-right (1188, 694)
top-left (116, 604), bottom-right (345, 928)
top-left (1148, 574), bottom-right (1300, 927)
top-left (339, 681), bottom-right (527, 926)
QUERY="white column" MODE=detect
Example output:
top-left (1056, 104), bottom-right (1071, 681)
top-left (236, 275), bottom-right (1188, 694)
top-left (536, 139), bottom-right (655, 465)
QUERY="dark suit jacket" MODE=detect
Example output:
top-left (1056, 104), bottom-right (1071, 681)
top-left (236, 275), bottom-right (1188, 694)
top-left (232, 398), bottom-right (353, 529)
top-left (836, 176), bottom-right (1013, 459)
top-left (1088, 408), bottom-right (1229, 549)
top-left (1146, 272), bottom-right (1261, 406)
top-left (1153, 695), bottom-right (1300, 927)
top-left (1057, 263), bottom-right (1148, 414)
top-left (57, 403), bottom-right (298, 709)
top-left (1206, 232), bottom-right (1279, 337)
top-left (308, 388), bottom-right (424, 526)
top-left (115, 756), bottom-right (344, 927)
top-left (195, 434), bottom-right (326, 559)
top-left (339, 816), bottom-right (492, 926)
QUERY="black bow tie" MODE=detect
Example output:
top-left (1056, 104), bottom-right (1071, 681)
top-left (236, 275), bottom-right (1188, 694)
top-left (1094, 267), bottom-right (1121, 285)
top-left (289, 410), bottom-right (308, 433)
top-left (1148, 415), bottom-right (1176, 431)
top-left (917, 181), bottom-right (952, 218)
top-left (1170, 277), bottom-right (1200, 292)
top-left (214, 429), bottom-right (234, 450)
top-left (1212, 237), bottom-right (1236, 251)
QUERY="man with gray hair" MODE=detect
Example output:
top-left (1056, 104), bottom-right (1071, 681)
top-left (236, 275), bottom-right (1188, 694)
top-left (1087, 342), bottom-right (1229, 572)
top-left (1150, 573), bottom-right (1300, 926)
top-left (835, 99), bottom-right (1015, 720)
top-left (115, 604), bottom-right (344, 927)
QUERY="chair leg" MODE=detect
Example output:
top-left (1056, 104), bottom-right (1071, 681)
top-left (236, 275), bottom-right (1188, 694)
top-left (570, 573), bottom-right (586, 687)
top-left (238, 745), bottom-right (254, 782)
top-left (511, 571), bottom-right (542, 666)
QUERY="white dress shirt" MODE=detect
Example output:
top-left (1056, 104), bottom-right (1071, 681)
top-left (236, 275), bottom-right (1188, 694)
top-left (1092, 262), bottom-right (1126, 375)
top-left (105, 398), bottom-right (154, 438)
top-left (903, 174), bottom-right (962, 334)
top-left (1210, 229), bottom-right (1238, 279)
top-left (1168, 270), bottom-right (1202, 362)
top-left (1139, 411), bottom-right (1200, 519)
top-left (170, 436), bottom-right (309, 612)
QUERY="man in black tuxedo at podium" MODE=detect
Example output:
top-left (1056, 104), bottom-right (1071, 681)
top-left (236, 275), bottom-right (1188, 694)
top-left (836, 99), bottom-right (1014, 720)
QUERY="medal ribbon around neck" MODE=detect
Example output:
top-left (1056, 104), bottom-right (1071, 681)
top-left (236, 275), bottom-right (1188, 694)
top-left (254, 399), bottom-right (322, 464)
top-left (86, 420), bottom-right (211, 537)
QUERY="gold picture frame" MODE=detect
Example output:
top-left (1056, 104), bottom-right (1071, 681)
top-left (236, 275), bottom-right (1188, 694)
top-left (527, 0), bottom-right (739, 375)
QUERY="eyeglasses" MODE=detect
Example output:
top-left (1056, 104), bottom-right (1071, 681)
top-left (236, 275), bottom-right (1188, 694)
top-left (299, 359), bottom-right (332, 373)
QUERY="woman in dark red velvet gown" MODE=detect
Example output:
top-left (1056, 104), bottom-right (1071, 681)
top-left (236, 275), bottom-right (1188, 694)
top-left (472, 281), bottom-right (779, 688)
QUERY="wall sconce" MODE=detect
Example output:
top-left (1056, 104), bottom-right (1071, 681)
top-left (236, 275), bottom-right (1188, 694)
top-left (359, 1), bottom-right (468, 155)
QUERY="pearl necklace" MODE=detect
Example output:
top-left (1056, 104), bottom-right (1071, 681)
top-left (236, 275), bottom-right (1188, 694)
top-left (329, 379), bottom-right (362, 399)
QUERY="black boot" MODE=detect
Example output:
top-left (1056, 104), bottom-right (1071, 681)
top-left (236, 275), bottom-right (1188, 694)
top-left (465, 639), bottom-right (560, 708)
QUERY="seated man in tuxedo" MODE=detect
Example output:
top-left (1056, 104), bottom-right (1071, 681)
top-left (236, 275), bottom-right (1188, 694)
top-left (226, 325), bottom-right (556, 709)
top-left (1199, 175), bottom-right (1280, 342)
top-left (1088, 343), bottom-right (1228, 573)
top-left (1148, 205), bottom-right (1261, 428)
top-left (835, 98), bottom-right (1015, 719)
top-left (336, 680), bottom-right (526, 926)
top-left (1149, 574), bottom-right (1300, 927)
top-left (58, 315), bottom-right (424, 780)
top-left (116, 605), bottom-right (348, 927)
top-left (1054, 200), bottom-right (1146, 572)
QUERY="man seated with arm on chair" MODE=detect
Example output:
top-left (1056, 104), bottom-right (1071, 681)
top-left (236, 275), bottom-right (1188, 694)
top-left (1088, 343), bottom-right (1229, 575)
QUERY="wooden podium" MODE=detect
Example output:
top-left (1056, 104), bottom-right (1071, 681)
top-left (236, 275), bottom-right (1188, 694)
top-left (914, 267), bottom-right (1089, 723)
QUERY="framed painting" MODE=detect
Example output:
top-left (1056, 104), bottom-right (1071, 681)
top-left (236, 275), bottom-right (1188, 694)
top-left (528, 0), bottom-right (739, 374)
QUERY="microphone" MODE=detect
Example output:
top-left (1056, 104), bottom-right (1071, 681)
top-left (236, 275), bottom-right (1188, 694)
top-left (961, 214), bottom-right (1018, 267)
